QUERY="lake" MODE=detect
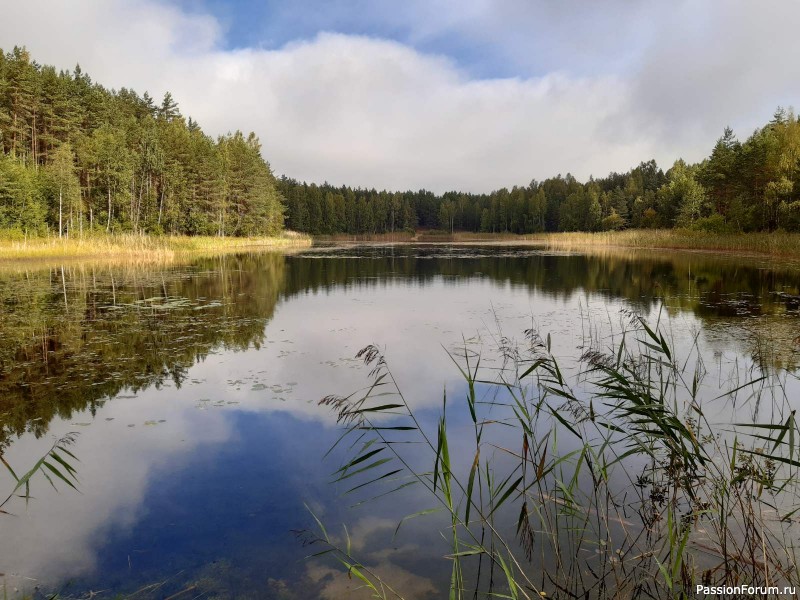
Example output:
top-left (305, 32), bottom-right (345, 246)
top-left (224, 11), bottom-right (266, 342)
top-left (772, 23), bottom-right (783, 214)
top-left (1, 244), bottom-right (800, 599)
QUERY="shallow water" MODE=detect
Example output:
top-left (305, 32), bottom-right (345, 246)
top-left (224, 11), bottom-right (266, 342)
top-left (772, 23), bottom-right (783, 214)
top-left (1, 245), bottom-right (799, 598)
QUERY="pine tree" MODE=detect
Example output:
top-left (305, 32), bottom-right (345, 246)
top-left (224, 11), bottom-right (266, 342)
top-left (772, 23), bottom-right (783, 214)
top-left (159, 92), bottom-right (181, 122)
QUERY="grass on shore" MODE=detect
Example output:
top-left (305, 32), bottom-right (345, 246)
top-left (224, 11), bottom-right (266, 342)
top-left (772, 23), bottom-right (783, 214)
top-left (0, 232), bottom-right (312, 262)
top-left (529, 229), bottom-right (800, 257)
top-left (318, 228), bottom-right (800, 257)
top-left (5, 229), bottom-right (800, 263)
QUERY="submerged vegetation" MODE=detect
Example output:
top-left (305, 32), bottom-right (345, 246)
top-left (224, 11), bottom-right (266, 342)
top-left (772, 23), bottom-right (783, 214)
top-left (313, 313), bottom-right (800, 598)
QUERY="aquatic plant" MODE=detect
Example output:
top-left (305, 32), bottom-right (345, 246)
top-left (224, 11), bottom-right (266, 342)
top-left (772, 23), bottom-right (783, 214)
top-left (1, 435), bottom-right (80, 599)
top-left (1, 433), bottom-right (79, 514)
top-left (309, 313), bottom-right (800, 599)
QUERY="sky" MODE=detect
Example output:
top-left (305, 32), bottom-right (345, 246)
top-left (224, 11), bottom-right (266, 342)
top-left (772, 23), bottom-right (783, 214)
top-left (1, 0), bottom-right (799, 193)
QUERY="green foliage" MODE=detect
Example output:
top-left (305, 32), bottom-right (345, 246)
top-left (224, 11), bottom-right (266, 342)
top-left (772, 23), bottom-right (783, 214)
top-left (314, 316), bottom-right (800, 598)
top-left (0, 153), bottom-right (46, 234)
top-left (278, 111), bottom-right (800, 236)
top-left (5, 46), bottom-right (800, 239)
top-left (688, 213), bottom-right (732, 233)
top-left (45, 143), bottom-right (81, 237)
top-left (659, 160), bottom-right (709, 227)
top-left (1, 433), bottom-right (79, 513)
top-left (0, 46), bottom-right (284, 237)
top-left (600, 209), bottom-right (625, 231)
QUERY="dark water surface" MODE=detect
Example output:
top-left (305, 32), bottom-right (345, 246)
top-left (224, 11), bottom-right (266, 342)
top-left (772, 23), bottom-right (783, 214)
top-left (1, 245), bottom-right (800, 598)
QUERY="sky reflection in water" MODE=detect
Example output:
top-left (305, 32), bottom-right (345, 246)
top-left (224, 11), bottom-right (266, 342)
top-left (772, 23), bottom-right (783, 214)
top-left (1, 245), bottom-right (799, 598)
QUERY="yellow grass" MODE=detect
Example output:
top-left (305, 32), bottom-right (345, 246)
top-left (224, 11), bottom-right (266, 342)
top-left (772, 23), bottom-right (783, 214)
top-left (0, 232), bottom-right (312, 263)
top-left (5, 229), bottom-right (800, 263)
top-left (336, 229), bottom-right (800, 258)
top-left (526, 229), bottom-right (800, 257)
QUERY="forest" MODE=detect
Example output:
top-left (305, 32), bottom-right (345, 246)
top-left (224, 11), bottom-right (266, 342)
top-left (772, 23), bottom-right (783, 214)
top-left (0, 47), bottom-right (284, 238)
top-left (279, 113), bottom-right (800, 235)
top-left (2, 46), bottom-right (800, 239)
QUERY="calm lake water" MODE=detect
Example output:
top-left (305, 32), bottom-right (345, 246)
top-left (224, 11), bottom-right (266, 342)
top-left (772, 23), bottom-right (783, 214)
top-left (1, 244), bottom-right (800, 599)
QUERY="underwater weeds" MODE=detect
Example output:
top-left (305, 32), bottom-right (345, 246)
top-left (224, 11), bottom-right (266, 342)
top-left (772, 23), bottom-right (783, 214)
top-left (306, 309), bottom-right (800, 599)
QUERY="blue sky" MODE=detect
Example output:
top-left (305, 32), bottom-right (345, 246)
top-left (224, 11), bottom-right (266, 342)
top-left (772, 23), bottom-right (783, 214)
top-left (178, 0), bottom-right (648, 78)
top-left (186, 0), bottom-right (413, 50)
top-left (178, 0), bottom-right (557, 79)
top-left (2, 0), bottom-right (799, 192)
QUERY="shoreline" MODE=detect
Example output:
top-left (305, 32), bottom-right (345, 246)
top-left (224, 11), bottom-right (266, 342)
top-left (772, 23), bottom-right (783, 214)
top-left (0, 233), bottom-right (313, 265)
top-left (2, 229), bottom-right (800, 264)
top-left (313, 229), bottom-right (800, 259)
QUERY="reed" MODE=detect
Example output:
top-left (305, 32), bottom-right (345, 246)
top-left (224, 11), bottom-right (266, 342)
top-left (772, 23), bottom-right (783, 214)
top-left (527, 229), bottom-right (800, 258)
top-left (1, 432), bottom-right (80, 513)
top-left (310, 312), bottom-right (800, 599)
top-left (0, 232), bottom-right (312, 262)
top-left (316, 229), bottom-right (800, 259)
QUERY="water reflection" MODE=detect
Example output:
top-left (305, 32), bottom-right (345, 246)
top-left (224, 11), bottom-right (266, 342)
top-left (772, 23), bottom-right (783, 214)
top-left (0, 255), bottom-right (284, 449)
top-left (1, 245), bottom-right (799, 597)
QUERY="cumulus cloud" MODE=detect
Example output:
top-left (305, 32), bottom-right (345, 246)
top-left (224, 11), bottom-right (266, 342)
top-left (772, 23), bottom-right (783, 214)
top-left (1, 0), bottom-right (798, 192)
top-left (629, 1), bottom-right (800, 141)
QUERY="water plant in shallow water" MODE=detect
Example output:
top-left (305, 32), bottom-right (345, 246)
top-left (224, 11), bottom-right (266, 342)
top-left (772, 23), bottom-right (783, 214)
top-left (307, 312), bottom-right (800, 599)
top-left (1, 433), bottom-right (80, 514)
top-left (1, 434), bottom-right (79, 598)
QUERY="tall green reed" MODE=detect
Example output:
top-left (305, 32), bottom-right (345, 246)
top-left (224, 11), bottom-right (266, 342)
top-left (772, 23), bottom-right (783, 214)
top-left (307, 311), bottom-right (800, 599)
top-left (1, 433), bottom-right (79, 599)
top-left (1, 433), bottom-right (79, 514)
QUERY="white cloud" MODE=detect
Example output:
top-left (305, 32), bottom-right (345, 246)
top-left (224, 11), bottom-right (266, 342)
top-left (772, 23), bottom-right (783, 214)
top-left (1, 0), bottom-right (799, 192)
top-left (0, 388), bottom-right (233, 586)
top-left (628, 0), bottom-right (800, 144)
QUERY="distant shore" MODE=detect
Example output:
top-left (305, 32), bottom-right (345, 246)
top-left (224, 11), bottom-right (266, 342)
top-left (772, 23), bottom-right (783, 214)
top-left (315, 229), bottom-right (800, 258)
top-left (3, 229), bottom-right (800, 264)
top-left (0, 232), bottom-right (312, 264)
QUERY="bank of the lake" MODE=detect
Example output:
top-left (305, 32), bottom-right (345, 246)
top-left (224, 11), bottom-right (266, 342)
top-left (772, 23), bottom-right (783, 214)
top-left (318, 229), bottom-right (800, 258)
top-left (5, 230), bottom-right (800, 264)
top-left (530, 228), bottom-right (800, 257)
top-left (0, 232), bottom-right (312, 263)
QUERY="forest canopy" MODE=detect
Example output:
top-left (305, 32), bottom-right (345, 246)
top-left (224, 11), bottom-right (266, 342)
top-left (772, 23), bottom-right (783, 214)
top-left (2, 47), bottom-right (800, 238)
top-left (279, 111), bottom-right (800, 236)
top-left (0, 47), bottom-right (284, 237)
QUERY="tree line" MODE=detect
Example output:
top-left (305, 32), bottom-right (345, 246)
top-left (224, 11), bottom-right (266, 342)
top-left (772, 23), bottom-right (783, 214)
top-left (0, 47), bottom-right (283, 237)
top-left (279, 109), bottom-right (800, 235)
top-left (3, 46), bottom-right (800, 238)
